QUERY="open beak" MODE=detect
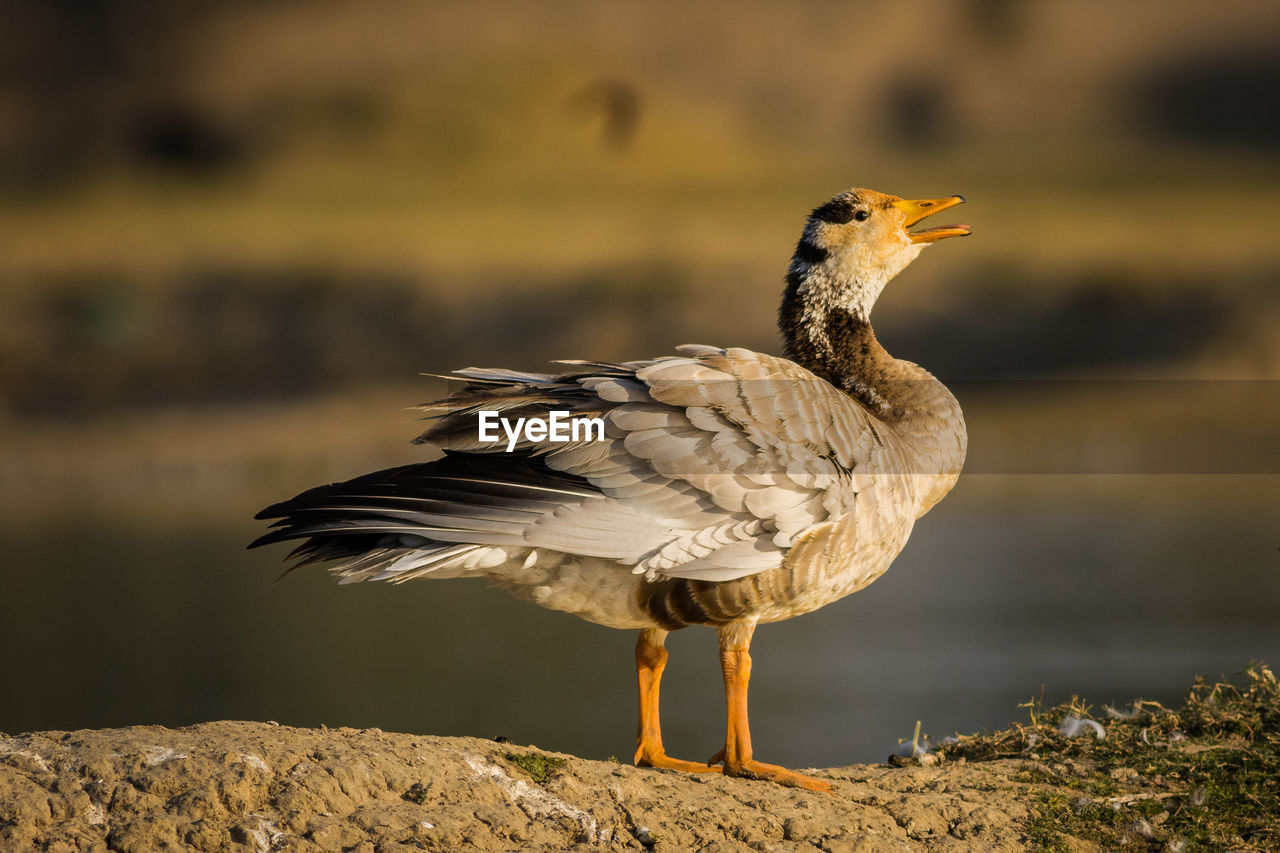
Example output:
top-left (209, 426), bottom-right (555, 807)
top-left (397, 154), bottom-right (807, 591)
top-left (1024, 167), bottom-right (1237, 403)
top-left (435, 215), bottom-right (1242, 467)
top-left (892, 196), bottom-right (971, 244)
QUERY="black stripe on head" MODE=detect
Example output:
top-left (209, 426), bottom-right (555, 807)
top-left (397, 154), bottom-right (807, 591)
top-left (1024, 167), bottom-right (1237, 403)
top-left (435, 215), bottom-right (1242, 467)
top-left (793, 238), bottom-right (829, 265)
top-left (811, 197), bottom-right (856, 224)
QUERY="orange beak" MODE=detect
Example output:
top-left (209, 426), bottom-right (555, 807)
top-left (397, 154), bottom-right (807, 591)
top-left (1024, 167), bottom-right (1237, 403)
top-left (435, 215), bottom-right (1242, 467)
top-left (892, 196), bottom-right (972, 244)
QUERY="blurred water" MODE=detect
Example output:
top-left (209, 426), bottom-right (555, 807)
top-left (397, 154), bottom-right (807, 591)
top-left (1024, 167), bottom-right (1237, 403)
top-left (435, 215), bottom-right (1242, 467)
top-left (3, 475), bottom-right (1276, 768)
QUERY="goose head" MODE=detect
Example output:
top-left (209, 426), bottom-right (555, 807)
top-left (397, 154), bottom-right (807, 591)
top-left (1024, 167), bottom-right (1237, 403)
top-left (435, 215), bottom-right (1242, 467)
top-left (789, 188), bottom-right (970, 321)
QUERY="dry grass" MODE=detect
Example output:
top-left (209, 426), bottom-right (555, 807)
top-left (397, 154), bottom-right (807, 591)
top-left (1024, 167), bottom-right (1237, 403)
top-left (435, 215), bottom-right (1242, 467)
top-left (940, 665), bottom-right (1280, 851)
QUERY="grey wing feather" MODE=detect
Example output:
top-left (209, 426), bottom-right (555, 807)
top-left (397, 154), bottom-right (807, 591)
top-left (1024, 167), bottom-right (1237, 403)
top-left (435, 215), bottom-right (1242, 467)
top-left (426, 347), bottom-right (884, 581)
top-left (256, 346), bottom-right (888, 585)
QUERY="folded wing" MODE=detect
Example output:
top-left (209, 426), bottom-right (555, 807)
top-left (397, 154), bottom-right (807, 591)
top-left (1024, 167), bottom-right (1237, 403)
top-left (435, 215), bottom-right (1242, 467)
top-left (254, 345), bottom-right (892, 584)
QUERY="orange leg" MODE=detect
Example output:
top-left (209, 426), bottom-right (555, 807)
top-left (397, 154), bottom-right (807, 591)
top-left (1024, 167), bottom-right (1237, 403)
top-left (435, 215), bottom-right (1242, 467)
top-left (708, 627), bottom-right (833, 793)
top-left (633, 629), bottom-right (722, 774)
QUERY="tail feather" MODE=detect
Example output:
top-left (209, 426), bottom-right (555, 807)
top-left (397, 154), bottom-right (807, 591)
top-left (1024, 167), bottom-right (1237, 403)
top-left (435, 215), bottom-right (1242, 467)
top-left (250, 451), bottom-right (602, 580)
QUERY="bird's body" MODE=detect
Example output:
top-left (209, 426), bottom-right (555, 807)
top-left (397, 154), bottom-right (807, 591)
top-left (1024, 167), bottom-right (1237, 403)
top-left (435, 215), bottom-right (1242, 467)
top-left (253, 187), bottom-right (971, 791)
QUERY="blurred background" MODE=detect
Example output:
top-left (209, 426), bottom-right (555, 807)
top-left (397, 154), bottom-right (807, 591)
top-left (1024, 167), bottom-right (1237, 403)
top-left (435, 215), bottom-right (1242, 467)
top-left (1, 0), bottom-right (1277, 766)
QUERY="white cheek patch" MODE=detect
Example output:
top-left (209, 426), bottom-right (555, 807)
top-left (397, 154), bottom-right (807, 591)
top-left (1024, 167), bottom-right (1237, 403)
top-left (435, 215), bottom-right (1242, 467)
top-left (796, 217), bottom-right (927, 321)
top-left (833, 237), bottom-right (926, 318)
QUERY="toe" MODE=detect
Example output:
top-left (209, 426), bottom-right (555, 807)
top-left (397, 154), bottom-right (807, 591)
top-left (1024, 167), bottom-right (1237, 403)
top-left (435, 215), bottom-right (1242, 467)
top-left (636, 750), bottom-right (722, 774)
top-left (728, 759), bottom-right (833, 793)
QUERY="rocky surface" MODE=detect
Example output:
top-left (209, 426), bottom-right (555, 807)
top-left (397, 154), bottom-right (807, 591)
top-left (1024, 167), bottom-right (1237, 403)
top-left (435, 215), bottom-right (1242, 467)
top-left (0, 721), bottom-right (1036, 852)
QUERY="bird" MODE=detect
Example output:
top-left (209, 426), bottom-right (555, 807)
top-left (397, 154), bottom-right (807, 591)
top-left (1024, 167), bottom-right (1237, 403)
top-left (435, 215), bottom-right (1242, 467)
top-left (251, 187), bottom-right (971, 792)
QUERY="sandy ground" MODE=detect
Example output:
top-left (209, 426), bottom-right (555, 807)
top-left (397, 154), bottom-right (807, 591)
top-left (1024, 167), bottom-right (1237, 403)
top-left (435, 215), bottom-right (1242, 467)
top-left (0, 720), bottom-right (1045, 852)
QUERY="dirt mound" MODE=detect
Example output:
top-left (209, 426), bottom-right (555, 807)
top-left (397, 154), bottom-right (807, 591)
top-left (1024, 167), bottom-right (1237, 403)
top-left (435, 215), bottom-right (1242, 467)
top-left (11, 669), bottom-right (1276, 853)
top-left (1, 720), bottom-right (1033, 851)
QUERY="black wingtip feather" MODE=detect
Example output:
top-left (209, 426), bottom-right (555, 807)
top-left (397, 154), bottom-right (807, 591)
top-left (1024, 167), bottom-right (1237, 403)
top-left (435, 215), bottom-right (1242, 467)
top-left (250, 452), bottom-right (604, 569)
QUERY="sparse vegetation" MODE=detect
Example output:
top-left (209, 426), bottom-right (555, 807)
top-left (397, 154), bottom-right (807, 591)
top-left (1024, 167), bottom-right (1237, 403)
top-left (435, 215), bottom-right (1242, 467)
top-left (502, 750), bottom-right (567, 784)
top-left (402, 781), bottom-right (432, 804)
top-left (940, 664), bottom-right (1280, 851)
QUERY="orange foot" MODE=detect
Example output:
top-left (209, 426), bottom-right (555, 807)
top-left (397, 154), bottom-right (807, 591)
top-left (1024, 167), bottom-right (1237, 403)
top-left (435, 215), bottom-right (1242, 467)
top-left (707, 750), bottom-right (833, 793)
top-left (635, 747), bottom-right (723, 775)
top-left (728, 759), bottom-right (833, 792)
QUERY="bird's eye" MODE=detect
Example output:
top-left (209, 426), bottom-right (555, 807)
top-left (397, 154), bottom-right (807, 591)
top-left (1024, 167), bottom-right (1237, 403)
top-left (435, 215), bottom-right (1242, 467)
top-left (854, 209), bottom-right (870, 222)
